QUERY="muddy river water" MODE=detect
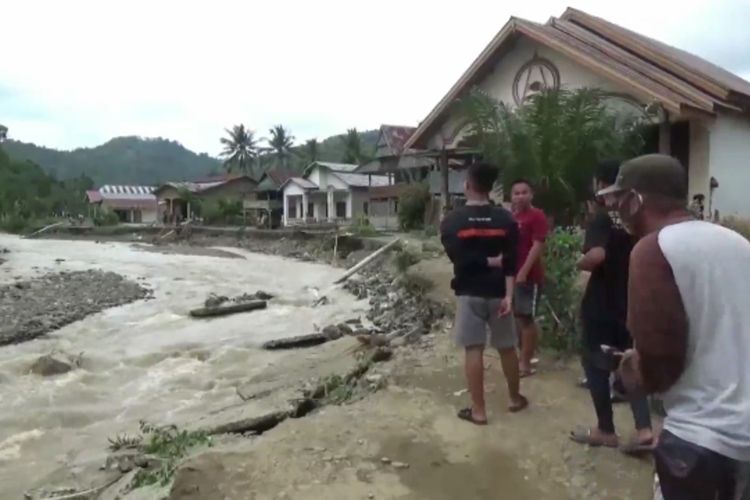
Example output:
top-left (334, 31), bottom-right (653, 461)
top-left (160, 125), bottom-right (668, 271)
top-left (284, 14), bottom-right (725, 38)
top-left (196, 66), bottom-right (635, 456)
top-left (0, 234), bottom-right (366, 498)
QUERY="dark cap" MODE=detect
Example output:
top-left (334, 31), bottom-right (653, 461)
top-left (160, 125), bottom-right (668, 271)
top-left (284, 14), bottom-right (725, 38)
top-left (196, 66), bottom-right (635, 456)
top-left (597, 154), bottom-right (687, 199)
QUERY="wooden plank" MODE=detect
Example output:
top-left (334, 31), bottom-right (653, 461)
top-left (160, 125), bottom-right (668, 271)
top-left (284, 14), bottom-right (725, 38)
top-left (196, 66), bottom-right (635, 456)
top-left (189, 300), bottom-right (267, 318)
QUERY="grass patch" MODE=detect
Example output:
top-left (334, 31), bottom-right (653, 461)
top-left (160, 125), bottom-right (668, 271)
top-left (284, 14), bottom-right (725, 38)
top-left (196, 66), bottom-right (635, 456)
top-left (394, 248), bottom-right (421, 273)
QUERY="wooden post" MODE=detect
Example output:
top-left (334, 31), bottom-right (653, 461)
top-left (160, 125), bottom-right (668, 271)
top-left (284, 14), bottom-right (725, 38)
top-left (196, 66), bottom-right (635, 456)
top-left (440, 146), bottom-right (451, 213)
top-left (659, 111), bottom-right (671, 155)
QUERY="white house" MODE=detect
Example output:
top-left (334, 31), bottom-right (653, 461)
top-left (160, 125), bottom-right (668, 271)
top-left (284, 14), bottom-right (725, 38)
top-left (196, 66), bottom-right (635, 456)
top-left (281, 161), bottom-right (391, 227)
top-left (402, 7), bottom-right (750, 219)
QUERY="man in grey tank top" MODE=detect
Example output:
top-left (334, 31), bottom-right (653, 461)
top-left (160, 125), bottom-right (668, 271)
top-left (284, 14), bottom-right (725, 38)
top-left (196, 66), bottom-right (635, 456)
top-left (599, 154), bottom-right (750, 499)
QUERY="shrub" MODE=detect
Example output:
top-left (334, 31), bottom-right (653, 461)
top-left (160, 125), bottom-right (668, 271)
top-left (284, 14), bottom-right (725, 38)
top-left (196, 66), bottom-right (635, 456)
top-left (722, 216), bottom-right (750, 241)
top-left (394, 248), bottom-right (421, 273)
top-left (351, 214), bottom-right (378, 236)
top-left (93, 208), bottom-right (120, 227)
top-left (538, 227), bottom-right (583, 354)
top-left (398, 183), bottom-right (430, 230)
top-left (0, 213), bottom-right (31, 233)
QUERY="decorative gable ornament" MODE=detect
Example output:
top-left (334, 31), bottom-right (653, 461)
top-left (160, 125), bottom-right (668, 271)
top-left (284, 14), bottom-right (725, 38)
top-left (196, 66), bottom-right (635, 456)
top-left (512, 55), bottom-right (561, 105)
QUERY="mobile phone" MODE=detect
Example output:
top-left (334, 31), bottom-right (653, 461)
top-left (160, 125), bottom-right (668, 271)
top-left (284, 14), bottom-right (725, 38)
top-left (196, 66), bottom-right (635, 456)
top-left (601, 344), bottom-right (623, 357)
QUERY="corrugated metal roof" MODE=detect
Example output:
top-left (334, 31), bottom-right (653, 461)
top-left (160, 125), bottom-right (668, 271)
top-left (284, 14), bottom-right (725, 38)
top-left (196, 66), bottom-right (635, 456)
top-left (334, 172), bottom-right (391, 188)
top-left (315, 162), bottom-right (359, 172)
top-left (380, 125), bottom-right (417, 155)
top-left (86, 190), bottom-right (102, 203)
top-left (99, 185), bottom-right (155, 196)
top-left (285, 177), bottom-right (318, 190)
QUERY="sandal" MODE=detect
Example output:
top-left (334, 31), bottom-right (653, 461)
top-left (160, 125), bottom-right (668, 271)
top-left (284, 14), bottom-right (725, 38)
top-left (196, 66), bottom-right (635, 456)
top-left (508, 395), bottom-right (529, 413)
top-left (620, 438), bottom-right (655, 456)
top-left (457, 407), bottom-right (487, 426)
top-left (569, 427), bottom-right (618, 448)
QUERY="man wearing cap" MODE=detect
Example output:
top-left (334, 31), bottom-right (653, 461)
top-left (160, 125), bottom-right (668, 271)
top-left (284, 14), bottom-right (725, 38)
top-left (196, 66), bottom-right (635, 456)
top-left (601, 154), bottom-right (750, 499)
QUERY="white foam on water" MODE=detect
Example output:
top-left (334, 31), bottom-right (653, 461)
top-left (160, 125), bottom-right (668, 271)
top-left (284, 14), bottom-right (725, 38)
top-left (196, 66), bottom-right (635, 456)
top-left (0, 233), bottom-right (367, 498)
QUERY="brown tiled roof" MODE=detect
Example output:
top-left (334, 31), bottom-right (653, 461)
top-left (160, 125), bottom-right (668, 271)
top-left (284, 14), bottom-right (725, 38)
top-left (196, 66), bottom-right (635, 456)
top-left (405, 8), bottom-right (750, 150)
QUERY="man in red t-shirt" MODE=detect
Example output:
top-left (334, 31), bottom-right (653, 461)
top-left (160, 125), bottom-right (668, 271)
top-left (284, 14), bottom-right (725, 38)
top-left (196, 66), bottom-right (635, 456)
top-left (511, 179), bottom-right (549, 376)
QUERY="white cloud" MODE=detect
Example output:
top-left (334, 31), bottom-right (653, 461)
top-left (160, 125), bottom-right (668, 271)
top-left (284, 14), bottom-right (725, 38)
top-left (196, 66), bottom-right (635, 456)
top-left (1, 0), bottom-right (748, 155)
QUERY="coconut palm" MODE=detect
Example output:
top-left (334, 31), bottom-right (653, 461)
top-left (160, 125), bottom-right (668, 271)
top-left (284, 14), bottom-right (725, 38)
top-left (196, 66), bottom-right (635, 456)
top-left (341, 128), bottom-right (364, 164)
top-left (458, 87), bottom-right (648, 222)
top-left (268, 125), bottom-right (295, 167)
top-left (220, 124), bottom-right (258, 177)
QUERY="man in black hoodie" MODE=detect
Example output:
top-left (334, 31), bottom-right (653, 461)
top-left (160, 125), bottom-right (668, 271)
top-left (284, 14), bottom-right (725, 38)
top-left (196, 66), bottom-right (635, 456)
top-left (441, 162), bottom-right (528, 425)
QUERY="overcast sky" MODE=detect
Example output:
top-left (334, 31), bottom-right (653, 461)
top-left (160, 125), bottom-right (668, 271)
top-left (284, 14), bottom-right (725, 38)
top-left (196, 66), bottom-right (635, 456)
top-left (2, 0), bottom-right (749, 156)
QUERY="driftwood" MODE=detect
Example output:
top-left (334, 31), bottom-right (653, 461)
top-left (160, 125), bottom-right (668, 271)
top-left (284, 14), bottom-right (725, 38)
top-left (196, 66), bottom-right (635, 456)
top-left (24, 222), bottom-right (64, 239)
top-left (262, 333), bottom-right (329, 350)
top-left (206, 410), bottom-right (289, 436)
top-left (189, 300), bottom-right (267, 318)
top-left (333, 238), bottom-right (401, 284)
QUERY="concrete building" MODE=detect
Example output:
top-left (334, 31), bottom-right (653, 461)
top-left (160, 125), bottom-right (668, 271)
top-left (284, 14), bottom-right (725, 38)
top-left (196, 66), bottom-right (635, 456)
top-left (86, 185), bottom-right (157, 223)
top-left (281, 162), bottom-right (390, 227)
top-left (403, 8), bottom-right (750, 219)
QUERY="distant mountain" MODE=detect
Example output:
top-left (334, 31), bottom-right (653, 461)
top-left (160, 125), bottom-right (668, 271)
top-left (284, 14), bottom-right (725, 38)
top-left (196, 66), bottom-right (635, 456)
top-left (3, 136), bottom-right (221, 186)
top-left (3, 129), bottom-right (381, 186)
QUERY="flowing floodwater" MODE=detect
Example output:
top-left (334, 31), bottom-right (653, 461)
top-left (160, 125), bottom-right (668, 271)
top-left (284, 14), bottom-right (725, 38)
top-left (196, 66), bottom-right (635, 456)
top-left (0, 234), bottom-right (366, 498)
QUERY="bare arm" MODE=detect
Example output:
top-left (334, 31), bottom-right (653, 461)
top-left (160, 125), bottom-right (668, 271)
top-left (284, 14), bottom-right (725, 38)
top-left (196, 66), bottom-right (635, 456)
top-left (625, 233), bottom-right (688, 394)
top-left (577, 247), bottom-right (605, 272)
top-left (518, 240), bottom-right (544, 281)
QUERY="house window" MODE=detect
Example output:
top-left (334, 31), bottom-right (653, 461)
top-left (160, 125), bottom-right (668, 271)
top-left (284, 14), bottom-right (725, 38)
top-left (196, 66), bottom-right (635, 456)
top-left (336, 201), bottom-right (346, 218)
top-left (363, 202), bottom-right (369, 216)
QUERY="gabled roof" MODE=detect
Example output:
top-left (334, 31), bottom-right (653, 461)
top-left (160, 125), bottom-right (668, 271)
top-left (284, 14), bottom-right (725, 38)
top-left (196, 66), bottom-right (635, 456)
top-left (154, 176), bottom-right (255, 196)
top-left (378, 125), bottom-right (417, 156)
top-left (279, 177), bottom-right (318, 191)
top-left (333, 172), bottom-right (391, 188)
top-left (257, 166), bottom-right (295, 191)
top-left (405, 8), bottom-right (750, 150)
top-left (301, 161), bottom-right (359, 178)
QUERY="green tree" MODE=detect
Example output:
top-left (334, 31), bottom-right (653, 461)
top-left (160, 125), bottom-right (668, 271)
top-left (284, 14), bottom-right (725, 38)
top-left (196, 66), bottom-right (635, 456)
top-left (303, 138), bottom-right (319, 165)
top-left (0, 124), bottom-right (7, 143)
top-left (341, 128), bottom-right (368, 164)
top-left (458, 87), bottom-right (647, 223)
top-left (267, 125), bottom-right (295, 167)
top-left (220, 125), bottom-right (259, 177)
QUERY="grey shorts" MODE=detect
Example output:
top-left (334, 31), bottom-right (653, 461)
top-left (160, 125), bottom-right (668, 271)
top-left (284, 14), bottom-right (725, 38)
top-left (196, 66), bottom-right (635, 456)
top-left (514, 283), bottom-right (541, 318)
top-left (455, 296), bottom-right (517, 350)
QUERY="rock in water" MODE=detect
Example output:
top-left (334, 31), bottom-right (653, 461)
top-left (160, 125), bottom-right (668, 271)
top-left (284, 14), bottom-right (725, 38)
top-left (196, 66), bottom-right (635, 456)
top-left (29, 355), bottom-right (73, 376)
top-left (322, 325), bottom-right (343, 340)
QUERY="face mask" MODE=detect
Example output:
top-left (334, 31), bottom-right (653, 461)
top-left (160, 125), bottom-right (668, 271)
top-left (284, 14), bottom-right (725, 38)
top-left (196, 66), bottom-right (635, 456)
top-left (616, 190), bottom-right (643, 235)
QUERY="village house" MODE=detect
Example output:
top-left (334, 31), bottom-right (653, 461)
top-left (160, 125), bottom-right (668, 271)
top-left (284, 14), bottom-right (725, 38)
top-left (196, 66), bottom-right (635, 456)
top-left (243, 166), bottom-right (294, 228)
top-left (85, 185), bottom-right (158, 223)
top-left (154, 175), bottom-right (257, 222)
top-left (402, 7), bottom-right (750, 219)
top-left (281, 161), bottom-right (390, 227)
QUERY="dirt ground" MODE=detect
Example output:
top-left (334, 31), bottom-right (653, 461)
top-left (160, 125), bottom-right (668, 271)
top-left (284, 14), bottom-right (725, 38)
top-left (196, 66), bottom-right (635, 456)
top-left (164, 257), bottom-right (655, 500)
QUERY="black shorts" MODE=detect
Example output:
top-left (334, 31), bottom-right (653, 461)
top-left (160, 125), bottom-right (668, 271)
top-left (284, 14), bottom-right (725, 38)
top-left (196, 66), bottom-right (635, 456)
top-left (513, 283), bottom-right (541, 318)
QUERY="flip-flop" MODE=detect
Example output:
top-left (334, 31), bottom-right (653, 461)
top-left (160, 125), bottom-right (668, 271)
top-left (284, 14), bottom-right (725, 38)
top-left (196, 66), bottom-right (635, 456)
top-left (508, 395), bottom-right (529, 413)
top-left (457, 407), bottom-right (487, 426)
top-left (620, 439), bottom-right (655, 456)
top-left (520, 368), bottom-right (537, 378)
top-left (569, 427), bottom-right (618, 448)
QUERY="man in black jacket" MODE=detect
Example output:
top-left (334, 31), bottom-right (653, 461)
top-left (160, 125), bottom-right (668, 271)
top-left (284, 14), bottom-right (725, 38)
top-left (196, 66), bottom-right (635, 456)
top-left (441, 162), bottom-right (528, 425)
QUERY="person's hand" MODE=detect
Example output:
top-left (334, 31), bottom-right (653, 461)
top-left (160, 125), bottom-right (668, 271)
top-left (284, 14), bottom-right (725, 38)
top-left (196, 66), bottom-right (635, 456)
top-left (617, 349), bottom-right (643, 395)
top-left (516, 270), bottom-right (528, 284)
top-left (498, 296), bottom-right (512, 317)
top-left (487, 254), bottom-right (504, 268)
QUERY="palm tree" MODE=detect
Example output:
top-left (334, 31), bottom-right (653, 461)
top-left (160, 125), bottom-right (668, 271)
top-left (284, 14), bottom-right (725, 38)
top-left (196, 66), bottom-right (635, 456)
top-left (220, 124), bottom-right (258, 177)
top-left (342, 128), bottom-right (364, 164)
top-left (458, 87), bottom-right (648, 223)
top-left (268, 125), bottom-right (295, 167)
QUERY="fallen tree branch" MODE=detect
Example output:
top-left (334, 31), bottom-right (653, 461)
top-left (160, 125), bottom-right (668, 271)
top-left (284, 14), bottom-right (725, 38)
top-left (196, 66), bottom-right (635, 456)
top-left (190, 300), bottom-right (267, 318)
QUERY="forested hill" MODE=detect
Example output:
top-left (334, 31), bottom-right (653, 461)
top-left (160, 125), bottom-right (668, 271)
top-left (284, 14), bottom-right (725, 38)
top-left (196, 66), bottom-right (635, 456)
top-left (4, 129), bottom-right (381, 186)
top-left (2, 137), bottom-right (221, 186)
